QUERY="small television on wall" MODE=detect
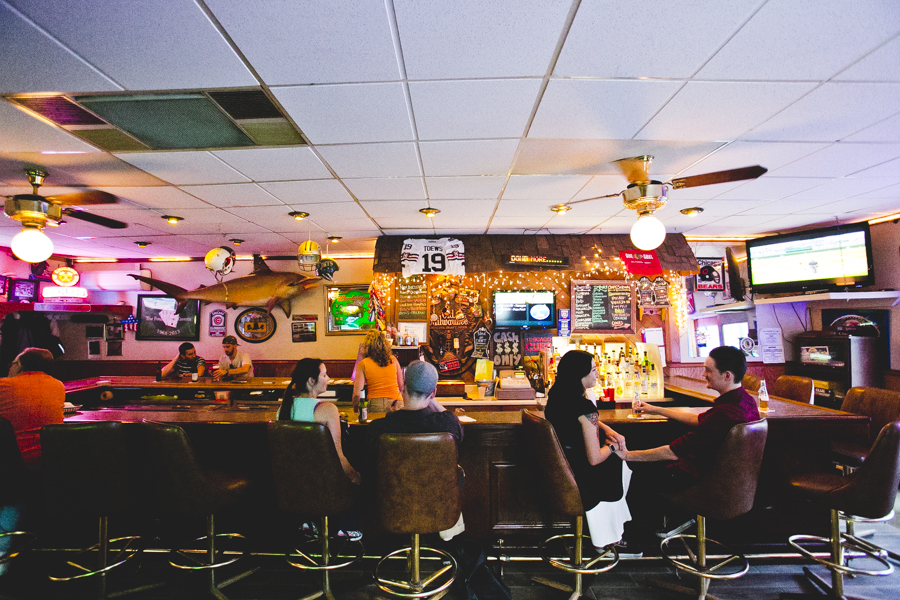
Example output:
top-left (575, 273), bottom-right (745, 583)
top-left (493, 290), bottom-right (555, 329)
top-left (745, 222), bottom-right (875, 294)
top-left (8, 278), bottom-right (39, 303)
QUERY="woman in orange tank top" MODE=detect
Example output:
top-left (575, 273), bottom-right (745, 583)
top-left (353, 331), bottom-right (404, 414)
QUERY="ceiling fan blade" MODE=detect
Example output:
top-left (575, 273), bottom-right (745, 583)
top-left (669, 165), bottom-right (768, 190)
top-left (62, 208), bottom-right (128, 229)
top-left (46, 190), bottom-right (118, 206)
top-left (567, 192), bottom-right (623, 206)
top-left (614, 155), bottom-right (654, 184)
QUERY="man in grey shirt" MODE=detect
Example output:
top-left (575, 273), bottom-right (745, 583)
top-left (213, 335), bottom-right (254, 379)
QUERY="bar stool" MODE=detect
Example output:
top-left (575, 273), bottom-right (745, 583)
top-left (0, 416), bottom-right (34, 565)
top-left (781, 421), bottom-right (900, 600)
top-left (741, 373), bottom-right (762, 393)
top-left (657, 419), bottom-right (768, 600)
top-left (268, 421), bottom-right (363, 600)
top-left (41, 422), bottom-right (152, 598)
top-left (773, 375), bottom-right (814, 404)
top-left (372, 432), bottom-right (460, 599)
top-left (138, 421), bottom-right (258, 599)
top-left (521, 410), bottom-right (618, 600)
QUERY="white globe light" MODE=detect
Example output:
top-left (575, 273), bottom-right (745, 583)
top-left (630, 214), bottom-right (666, 250)
top-left (11, 227), bottom-right (54, 263)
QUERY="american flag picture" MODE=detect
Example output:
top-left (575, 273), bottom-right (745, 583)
top-left (120, 314), bottom-right (140, 332)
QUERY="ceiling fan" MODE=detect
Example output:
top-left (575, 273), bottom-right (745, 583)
top-left (562, 156), bottom-right (767, 250)
top-left (4, 169), bottom-right (128, 262)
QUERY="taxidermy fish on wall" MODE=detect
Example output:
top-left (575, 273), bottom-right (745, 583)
top-left (128, 255), bottom-right (320, 317)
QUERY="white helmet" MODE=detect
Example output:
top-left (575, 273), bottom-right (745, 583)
top-left (298, 240), bottom-right (321, 271)
top-left (205, 246), bottom-right (236, 276)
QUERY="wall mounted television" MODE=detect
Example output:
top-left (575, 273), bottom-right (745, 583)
top-left (745, 222), bottom-right (875, 294)
top-left (493, 290), bottom-right (555, 329)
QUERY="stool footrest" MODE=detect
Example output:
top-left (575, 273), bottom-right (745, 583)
top-left (0, 531), bottom-right (36, 565)
top-left (660, 534), bottom-right (750, 581)
top-left (374, 546), bottom-right (457, 598)
top-left (170, 533), bottom-right (246, 571)
top-left (286, 536), bottom-right (363, 571)
top-left (47, 536), bottom-right (141, 582)
top-left (539, 533), bottom-right (619, 575)
top-left (788, 534), bottom-right (894, 577)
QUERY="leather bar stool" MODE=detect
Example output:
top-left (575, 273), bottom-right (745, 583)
top-left (831, 387), bottom-right (900, 471)
top-left (0, 416), bottom-right (34, 566)
top-left (521, 410), bottom-right (618, 600)
top-left (657, 419), bottom-right (768, 600)
top-left (138, 421), bottom-right (258, 600)
top-left (781, 421), bottom-right (900, 600)
top-left (41, 421), bottom-right (153, 598)
top-left (741, 373), bottom-right (762, 393)
top-left (372, 432), bottom-right (460, 599)
top-left (773, 375), bottom-right (814, 404)
top-left (268, 421), bottom-right (363, 600)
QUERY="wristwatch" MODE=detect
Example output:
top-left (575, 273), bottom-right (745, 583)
top-left (607, 443), bottom-right (617, 453)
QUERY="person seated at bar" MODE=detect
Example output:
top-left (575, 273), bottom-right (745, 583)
top-left (160, 342), bottom-right (206, 380)
top-left (277, 358), bottom-right (360, 485)
top-left (353, 330), bottom-right (403, 415)
top-left (213, 335), bottom-right (254, 379)
top-left (544, 350), bottom-right (634, 553)
top-left (619, 345), bottom-right (760, 538)
top-left (364, 361), bottom-right (465, 539)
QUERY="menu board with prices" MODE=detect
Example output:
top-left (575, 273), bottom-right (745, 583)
top-left (570, 280), bottom-right (635, 334)
top-left (397, 275), bottom-right (428, 321)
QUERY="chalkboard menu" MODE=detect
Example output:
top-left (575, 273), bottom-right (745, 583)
top-left (570, 280), bottom-right (635, 334)
top-left (397, 275), bottom-right (427, 321)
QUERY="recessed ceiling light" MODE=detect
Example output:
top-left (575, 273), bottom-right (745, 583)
top-left (289, 211), bottom-right (309, 221)
top-left (419, 207), bottom-right (440, 218)
top-left (327, 236), bottom-right (342, 243)
top-left (550, 205), bottom-right (571, 214)
top-left (162, 215), bottom-right (183, 224)
top-left (680, 207), bottom-right (704, 216)
top-left (134, 241), bottom-right (151, 248)
top-left (229, 238), bottom-right (244, 245)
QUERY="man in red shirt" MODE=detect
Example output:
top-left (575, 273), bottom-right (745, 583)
top-left (0, 347), bottom-right (66, 466)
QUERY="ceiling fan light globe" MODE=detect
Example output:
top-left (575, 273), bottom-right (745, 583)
top-left (12, 226), bottom-right (54, 263)
top-left (630, 214), bottom-right (666, 251)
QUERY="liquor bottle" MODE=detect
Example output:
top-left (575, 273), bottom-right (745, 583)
top-left (640, 366), bottom-right (649, 396)
top-left (649, 364), bottom-right (659, 397)
top-left (358, 389), bottom-right (368, 423)
top-left (642, 351), bottom-right (651, 370)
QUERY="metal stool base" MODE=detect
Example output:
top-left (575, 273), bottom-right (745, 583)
top-left (660, 534), bottom-right (750, 581)
top-left (374, 534), bottom-right (457, 599)
top-left (788, 534), bottom-right (893, 577)
top-left (48, 535), bottom-right (141, 582)
top-left (0, 531), bottom-right (36, 565)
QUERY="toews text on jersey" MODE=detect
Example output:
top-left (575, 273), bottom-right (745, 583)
top-left (400, 238), bottom-right (466, 278)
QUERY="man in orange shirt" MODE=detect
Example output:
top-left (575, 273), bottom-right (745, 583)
top-left (0, 347), bottom-right (66, 465)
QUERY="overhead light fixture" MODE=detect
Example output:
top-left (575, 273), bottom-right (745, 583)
top-left (630, 211), bottom-right (666, 251)
top-left (328, 236), bottom-right (342, 243)
top-left (419, 207), bottom-right (440, 218)
top-left (869, 213), bottom-right (900, 225)
top-left (684, 236), bottom-right (758, 242)
top-left (148, 257), bottom-right (192, 262)
top-left (680, 207), bottom-right (704, 216)
top-left (550, 205), bottom-right (571, 214)
top-left (11, 225), bottom-right (54, 263)
top-left (289, 211), bottom-right (309, 221)
top-left (162, 215), bottom-right (183, 224)
top-left (229, 238), bottom-right (244, 245)
top-left (134, 241), bottom-right (151, 248)
top-left (74, 258), bottom-right (119, 263)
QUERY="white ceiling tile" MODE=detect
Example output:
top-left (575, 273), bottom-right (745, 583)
top-left (758, 216), bottom-right (838, 232)
top-left (379, 229), bottom-right (439, 236)
top-left (0, 4), bottom-right (122, 94)
top-left (835, 34), bottom-right (900, 82)
top-left (316, 143), bottom-right (420, 178)
top-left (637, 82), bottom-right (816, 141)
top-left (771, 143), bottom-right (900, 177)
top-left (844, 112), bottom-right (900, 142)
top-left (359, 201), bottom-right (423, 218)
top-left (425, 177), bottom-right (505, 199)
top-left (812, 197), bottom-right (900, 216)
top-left (97, 186), bottom-right (212, 210)
top-left (207, 0), bottom-right (398, 84)
top-left (428, 199), bottom-right (497, 218)
top-left (394, 0), bottom-right (570, 79)
top-left (594, 216), bottom-right (637, 233)
top-left (556, 0), bottom-right (760, 78)
top-left (225, 205), bottom-right (331, 230)
top-left (489, 216), bottom-right (548, 228)
top-left (419, 140), bottom-right (519, 176)
top-left (212, 148), bottom-right (332, 182)
top-left (9, 0), bottom-right (256, 90)
top-left (425, 214), bottom-right (491, 230)
top-left (306, 207), bottom-right (372, 229)
top-left (680, 141), bottom-right (830, 176)
top-left (529, 80), bottom-right (683, 139)
top-left (178, 183), bottom-right (283, 208)
top-left (569, 176), bottom-right (630, 201)
top-left (848, 157), bottom-right (900, 178)
top-left (704, 214), bottom-right (784, 228)
top-left (787, 178), bottom-right (900, 202)
top-left (696, 200), bottom-right (772, 216)
top-left (0, 151), bottom-right (163, 187)
top-left (308, 217), bottom-right (379, 232)
top-left (853, 182), bottom-right (900, 199)
top-left (410, 79), bottom-right (541, 140)
top-left (696, 0), bottom-right (900, 81)
top-left (714, 177), bottom-right (831, 200)
top-left (744, 196), bottom-right (839, 215)
top-left (494, 198), bottom-right (560, 218)
top-left (272, 83), bottom-right (413, 144)
top-left (259, 179), bottom-right (354, 204)
top-left (113, 152), bottom-right (250, 185)
top-left (502, 175), bottom-right (592, 201)
top-left (485, 227), bottom-right (532, 234)
top-left (374, 217), bottom-right (436, 230)
top-left (744, 83), bottom-right (900, 142)
top-left (343, 178), bottom-right (426, 200)
top-left (545, 212), bottom-right (606, 230)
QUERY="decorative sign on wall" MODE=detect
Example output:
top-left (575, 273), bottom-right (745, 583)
top-left (326, 285), bottom-right (377, 335)
top-left (504, 254), bottom-right (570, 268)
top-left (523, 331), bottom-right (553, 357)
top-left (136, 295), bottom-right (200, 341)
top-left (397, 275), bottom-right (428, 321)
top-left (209, 309), bottom-right (227, 337)
top-left (400, 238), bottom-right (465, 277)
top-left (637, 276), bottom-right (671, 307)
top-left (235, 308), bottom-right (277, 344)
top-left (492, 329), bottom-right (522, 369)
top-left (696, 257), bottom-right (725, 292)
top-left (425, 280), bottom-right (484, 376)
top-left (292, 314), bottom-right (317, 343)
top-left (619, 250), bottom-right (662, 277)
top-left (570, 280), bottom-right (635, 334)
top-left (471, 326), bottom-right (491, 359)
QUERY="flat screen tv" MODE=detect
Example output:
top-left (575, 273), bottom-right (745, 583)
top-left (493, 290), bottom-right (555, 329)
top-left (745, 222), bottom-right (874, 294)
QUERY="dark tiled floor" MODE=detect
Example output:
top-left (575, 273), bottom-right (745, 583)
top-left (3, 507), bottom-right (899, 599)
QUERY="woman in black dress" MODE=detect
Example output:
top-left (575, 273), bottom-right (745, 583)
top-left (544, 350), bottom-right (633, 550)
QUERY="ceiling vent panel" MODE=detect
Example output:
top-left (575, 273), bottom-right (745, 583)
top-left (75, 93), bottom-right (254, 150)
top-left (240, 119), bottom-right (305, 146)
top-left (208, 90), bottom-right (282, 120)
top-left (10, 96), bottom-right (105, 126)
top-left (69, 127), bottom-right (150, 152)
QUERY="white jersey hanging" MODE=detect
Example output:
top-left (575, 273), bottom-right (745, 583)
top-left (401, 238), bottom-right (466, 277)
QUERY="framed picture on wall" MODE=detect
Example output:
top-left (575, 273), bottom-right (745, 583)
top-left (105, 323), bottom-right (124, 341)
top-left (325, 285), bottom-right (377, 335)
top-left (8, 278), bottom-right (39, 303)
top-left (135, 295), bottom-right (201, 341)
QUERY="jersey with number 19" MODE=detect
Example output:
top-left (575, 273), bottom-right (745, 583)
top-left (400, 238), bottom-right (465, 277)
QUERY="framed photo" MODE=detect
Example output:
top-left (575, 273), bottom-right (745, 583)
top-left (105, 323), bottom-right (124, 341)
top-left (8, 278), bottom-right (39, 303)
top-left (0, 275), bottom-right (7, 297)
top-left (234, 308), bottom-right (277, 344)
top-left (135, 295), bottom-right (201, 341)
top-left (325, 284), bottom-right (377, 335)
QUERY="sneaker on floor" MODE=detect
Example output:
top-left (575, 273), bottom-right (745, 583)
top-left (301, 521), bottom-right (320, 539)
top-left (337, 529), bottom-right (363, 541)
top-left (656, 518), bottom-right (695, 539)
top-left (604, 539), bottom-right (643, 559)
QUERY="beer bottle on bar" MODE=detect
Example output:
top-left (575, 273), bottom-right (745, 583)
top-left (358, 389), bottom-right (368, 423)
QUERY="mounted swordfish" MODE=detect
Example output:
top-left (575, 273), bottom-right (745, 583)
top-left (128, 255), bottom-right (320, 317)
